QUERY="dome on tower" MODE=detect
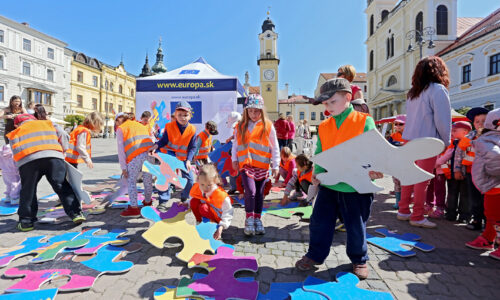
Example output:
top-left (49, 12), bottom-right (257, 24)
top-left (152, 38), bottom-right (167, 74)
top-left (139, 53), bottom-right (152, 77)
top-left (261, 17), bottom-right (275, 33)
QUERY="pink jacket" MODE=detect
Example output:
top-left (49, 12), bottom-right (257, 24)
top-left (287, 121), bottom-right (296, 140)
top-left (435, 148), bottom-right (454, 175)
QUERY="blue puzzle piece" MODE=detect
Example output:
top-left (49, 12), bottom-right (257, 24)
top-left (367, 228), bottom-right (435, 258)
top-left (141, 206), bottom-right (162, 223)
top-left (63, 228), bottom-right (129, 254)
top-left (289, 288), bottom-right (328, 300)
top-left (39, 193), bottom-right (58, 200)
top-left (303, 273), bottom-right (393, 300)
top-left (0, 288), bottom-right (58, 300)
top-left (46, 232), bottom-right (81, 243)
top-left (109, 175), bottom-right (121, 180)
top-left (208, 141), bottom-right (233, 177)
top-left (110, 198), bottom-right (144, 209)
top-left (276, 277), bottom-right (327, 300)
top-left (81, 245), bottom-right (135, 273)
top-left (143, 152), bottom-right (187, 190)
top-left (195, 221), bottom-right (234, 252)
top-left (0, 198), bottom-right (18, 216)
top-left (0, 236), bottom-right (48, 267)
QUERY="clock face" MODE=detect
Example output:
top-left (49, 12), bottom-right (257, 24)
top-left (264, 69), bottom-right (275, 81)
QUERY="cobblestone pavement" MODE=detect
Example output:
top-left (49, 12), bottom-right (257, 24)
top-left (0, 138), bottom-right (499, 299)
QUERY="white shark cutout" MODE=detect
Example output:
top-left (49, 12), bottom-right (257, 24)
top-left (311, 129), bottom-right (444, 194)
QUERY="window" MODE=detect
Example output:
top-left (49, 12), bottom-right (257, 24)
top-left (369, 15), bottom-right (374, 36)
top-left (369, 51), bottom-right (374, 71)
top-left (0, 30), bottom-right (3, 43)
top-left (118, 105), bottom-right (123, 112)
top-left (44, 93), bottom-right (51, 106)
top-left (436, 5), bottom-right (448, 35)
top-left (387, 75), bottom-right (397, 87)
top-left (390, 34), bottom-right (394, 57)
top-left (489, 53), bottom-right (500, 76)
top-left (22, 62), bottom-right (30, 75)
top-left (386, 38), bottom-right (390, 59)
top-left (34, 91), bottom-right (42, 104)
top-left (130, 89), bottom-right (134, 97)
top-left (364, 86), bottom-right (367, 93)
top-left (47, 69), bottom-right (54, 81)
top-left (110, 82), bottom-right (114, 91)
top-left (320, 112), bottom-right (325, 120)
top-left (0, 86), bottom-right (4, 102)
top-left (484, 103), bottom-right (495, 111)
top-left (462, 64), bottom-right (471, 83)
top-left (0, 55), bottom-right (3, 69)
top-left (299, 112), bottom-right (305, 120)
top-left (47, 47), bottom-right (54, 60)
top-left (77, 71), bottom-right (83, 82)
top-left (23, 38), bottom-right (31, 51)
top-left (311, 112), bottom-right (316, 121)
top-left (110, 103), bottom-right (114, 113)
top-left (105, 102), bottom-right (109, 113)
top-left (286, 111), bottom-right (291, 116)
top-left (381, 10), bottom-right (389, 21)
top-left (77, 95), bottom-right (83, 108)
top-left (119, 84), bottom-right (123, 94)
top-left (415, 12), bottom-right (423, 41)
top-left (92, 76), bottom-right (98, 87)
top-left (92, 98), bottom-right (97, 110)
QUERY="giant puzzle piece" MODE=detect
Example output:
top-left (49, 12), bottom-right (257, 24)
top-left (66, 161), bottom-right (91, 204)
top-left (63, 228), bottom-right (130, 255)
top-left (39, 206), bottom-right (106, 224)
top-left (0, 288), bottom-right (58, 300)
top-left (279, 277), bottom-right (328, 300)
top-left (195, 220), bottom-right (234, 251)
top-left (151, 100), bottom-right (170, 136)
top-left (302, 273), bottom-right (393, 300)
top-left (209, 141), bottom-right (236, 177)
top-left (311, 129), bottom-right (444, 193)
top-left (4, 243), bottom-right (141, 292)
top-left (176, 246), bottom-right (258, 300)
top-left (0, 198), bottom-right (18, 216)
top-left (141, 202), bottom-right (188, 223)
top-left (266, 206), bottom-right (313, 220)
top-left (367, 228), bottom-right (435, 257)
top-left (143, 152), bottom-right (187, 191)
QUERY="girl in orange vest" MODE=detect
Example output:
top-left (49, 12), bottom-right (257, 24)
top-left (387, 115), bottom-right (407, 209)
top-left (194, 121), bottom-right (218, 166)
top-left (65, 112), bottom-right (103, 169)
top-left (275, 146), bottom-right (296, 187)
top-left (231, 94), bottom-right (280, 236)
top-left (281, 154), bottom-right (318, 206)
top-left (188, 163), bottom-right (234, 240)
top-left (115, 113), bottom-right (155, 218)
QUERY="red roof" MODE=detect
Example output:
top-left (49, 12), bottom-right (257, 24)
top-left (278, 95), bottom-right (314, 104)
top-left (438, 9), bottom-right (500, 56)
top-left (248, 86), bottom-right (260, 94)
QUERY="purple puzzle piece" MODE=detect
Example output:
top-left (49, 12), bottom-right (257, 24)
top-left (141, 202), bottom-right (188, 223)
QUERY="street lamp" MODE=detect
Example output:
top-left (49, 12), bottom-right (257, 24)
top-left (405, 26), bottom-right (436, 59)
top-left (102, 69), bottom-right (109, 139)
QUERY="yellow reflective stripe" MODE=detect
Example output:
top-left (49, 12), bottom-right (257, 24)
top-left (125, 141), bottom-right (154, 157)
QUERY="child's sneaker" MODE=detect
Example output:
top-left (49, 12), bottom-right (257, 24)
top-left (397, 212), bottom-right (411, 221)
top-left (120, 206), bottom-right (141, 218)
top-left (244, 217), bottom-right (255, 236)
top-left (409, 218), bottom-right (437, 228)
top-left (10, 198), bottom-right (19, 205)
top-left (428, 208), bottom-right (444, 219)
top-left (142, 200), bottom-right (152, 206)
top-left (72, 213), bottom-right (86, 224)
top-left (17, 222), bottom-right (34, 232)
top-left (465, 236), bottom-right (494, 250)
top-left (254, 218), bottom-right (265, 235)
top-left (489, 248), bottom-right (500, 260)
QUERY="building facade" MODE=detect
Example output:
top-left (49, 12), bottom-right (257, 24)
top-left (0, 15), bottom-right (68, 118)
top-left (258, 16), bottom-right (280, 119)
top-left (278, 95), bottom-right (325, 127)
top-left (438, 8), bottom-right (500, 111)
top-left (365, 0), bottom-right (463, 119)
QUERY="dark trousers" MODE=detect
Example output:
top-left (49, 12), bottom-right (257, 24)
top-left (445, 178), bottom-right (469, 220)
top-left (70, 163), bottom-right (78, 169)
top-left (241, 171), bottom-right (266, 214)
top-left (18, 158), bottom-right (81, 223)
top-left (278, 139), bottom-right (288, 150)
top-left (306, 186), bottom-right (373, 264)
top-left (466, 173), bottom-right (484, 222)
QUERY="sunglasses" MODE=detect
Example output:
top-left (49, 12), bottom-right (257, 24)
top-left (394, 123), bottom-right (404, 126)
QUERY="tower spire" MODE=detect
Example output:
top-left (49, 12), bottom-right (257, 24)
top-left (152, 36), bottom-right (167, 74)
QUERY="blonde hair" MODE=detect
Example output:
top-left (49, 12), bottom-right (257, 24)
top-left (198, 164), bottom-right (222, 186)
top-left (237, 106), bottom-right (270, 143)
top-left (338, 65), bottom-right (356, 82)
top-left (281, 146), bottom-right (292, 158)
top-left (83, 112), bottom-right (104, 132)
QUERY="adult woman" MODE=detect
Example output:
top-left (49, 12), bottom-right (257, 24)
top-left (0, 96), bottom-right (27, 144)
top-left (397, 56), bottom-right (452, 229)
top-left (274, 113), bottom-right (291, 150)
top-left (302, 119), bottom-right (311, 139)
top-left (337, 65), bottom-right (369, 113)
top-left (286, 115), bottom-right (296, 150)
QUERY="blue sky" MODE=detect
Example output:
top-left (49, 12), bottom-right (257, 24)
top-left (2, 0), bottom-right (499, 96)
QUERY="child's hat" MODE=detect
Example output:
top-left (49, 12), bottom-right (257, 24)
top-left (314, 78), bottom-right (351, 105)
top-left (466, 107), bottom-right (489, 122)
top-left (14, 113), bottom-right (36, 126)
top-left (484, 108), bottom-right (500, 130)
top-left (206, 120), bottom-right (218, 135)
top-left (244, 94), bottom-right (264, 110)
top-left (452, 121), bottom-right (472, 131)
top-left (175, 101), bottom-right (192, 112)
top-left (394, 115), bottom-right (406, 124)
top-left (114, 112), bottom-right (125, 121)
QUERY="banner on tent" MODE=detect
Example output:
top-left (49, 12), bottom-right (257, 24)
top-left (136, 79), bottom-right (238, 92)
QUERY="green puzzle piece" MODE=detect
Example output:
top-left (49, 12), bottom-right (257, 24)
top-left (266, 206), bottom-right (313, 220)
top-left (30, 239), bottom-right (89, 263)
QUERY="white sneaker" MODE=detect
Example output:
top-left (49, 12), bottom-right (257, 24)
top-left (254, 218), bottom-right (265, 235)
top-left (244, 217), bottom-right (255, 236)
top-left (10, 198), bottom-right (19, 205)
top-left (410, 218), bottom-right (437, 228)
top-left (397, 213), bottom-right (411, 221)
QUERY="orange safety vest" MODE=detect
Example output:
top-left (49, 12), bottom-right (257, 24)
top-left (318, 110), bottom-right (368, 151)
top-left (189, 182), bottom-right (230, 223)
top-left (297, 168), bottom-right (313, 184)
top-left (279, 155), bottom-right (295, 170)
top-left (7, 120), bottom-right (63, 162)
top-left (458, 136), bottom-right (475, 172)
top-left (440, 144), bottom-right (455, 180)
top-left (236, 120), bottom-right (273, 170)
top-left (161, 122), bottom-right (196, 161)
top-left (390, 132), bottom-right (407, 145)
top-left (65, 125), bottom-right (91, 164)
top-left (195, 130), bottom-right (212, 160)
top-left (119, 120), bottom-right (154, 164)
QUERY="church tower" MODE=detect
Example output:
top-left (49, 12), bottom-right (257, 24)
top-left (257, 13), bottom-right (279, 118)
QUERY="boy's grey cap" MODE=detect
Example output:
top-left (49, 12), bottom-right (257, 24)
top-left (314, 78), bottom-right (352, 105)
top-left (484, 108), bottom-right (500, 130)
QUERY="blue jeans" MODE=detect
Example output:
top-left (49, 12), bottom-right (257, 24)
top-left (158, 161), bottom-right (194, 204)
top-left (229, 175), bottom-right (237, 190)
top-left (306, 186), bottom-right (373, 264)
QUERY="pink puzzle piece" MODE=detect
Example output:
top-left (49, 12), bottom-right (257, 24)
top-left (177, 246), bottom-right (259, 300)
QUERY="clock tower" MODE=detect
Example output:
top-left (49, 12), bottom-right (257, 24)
top-left (257, 15), bottom-right (279, 118)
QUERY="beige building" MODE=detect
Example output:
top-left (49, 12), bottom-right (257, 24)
top-left (66, 50), bottom-right (136, 133)
top-left (278, 95), bottom-right (325, 127)
top-left (365, 0), bottom-right (479, 120)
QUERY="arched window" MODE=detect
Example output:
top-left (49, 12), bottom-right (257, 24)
top-left (131, 89), bottom-right (135, 97)
top-left (119, 84), bottom-right (123, 94)
top-left (369, 50), bottom-right (374, 71)
top-left (387, 75), bottom-right (397, 87)
top-left (390, 34), bottom-right (395, 57)
top-left (436, 5), bottom-right (448, 35)
top-left (110, 82), bottom-right (114, 91)
top-left (370, 15), bottom-right (374, 36)
top-left (386, 38), bottom-right (390, 59)
top-left (415, 12), bottom-right (423, 41)
top-left (381, 10), bottom-right (389, 21)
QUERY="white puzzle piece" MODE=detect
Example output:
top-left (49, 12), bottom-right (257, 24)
top-left (65, 162), bottom-right (92, 204)
top-left (311, 129), bottom-right (444, 193)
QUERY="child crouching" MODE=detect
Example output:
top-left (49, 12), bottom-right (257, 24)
top-left (281, 154), bottom-right (318, 206)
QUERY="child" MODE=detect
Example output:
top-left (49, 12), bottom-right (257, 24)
top-left (149, 101), bottom-right (195, 211)
top-left (188, 164), bottom-right (234, 240)
top-left (0, 145), bottom-right (21, 205)
top-left (281, 154), bottom-right (318, 206)
top-left (225, 112), bottom-right (242, 194)
top-left (231, 94), bottom-right (280, 236)
top-left (65, 112), bottom-right (103, 169)
top-left (7, 114), bottom-right (84, 231)
top-left (295, 78), bottom-right (382, 280)
top-left (428, 147), bottom-right (453, 218)
top-left (115, 113), bottom-right (155, 217)
top-left (140, 111), bottom-right (155, 137)
top-left (444, 121), bottom-right (472, 222)
top-left (276, 146), bottom-right (296, 186)
top-left (387, 115), bottom-right (407, 209)
top-left (194, 121), bottom-right (218, 165)
top-left (455, 107), bottom-right (489, 230)
top-left (466, 108), bottom-right (500, 260)
top-left (236, 174), bottom-right (272, 200)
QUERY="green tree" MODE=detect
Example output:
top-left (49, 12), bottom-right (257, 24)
top-left (455, 106), bottom-right (471, 116)
top-left (64, 114), bottom-right (85, 126)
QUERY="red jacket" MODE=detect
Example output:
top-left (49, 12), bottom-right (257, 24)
top-left (274, 118), bottom-right (290, 140)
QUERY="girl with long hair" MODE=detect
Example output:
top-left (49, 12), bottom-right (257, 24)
top-left (0, 96), bottom-right (27, 143)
